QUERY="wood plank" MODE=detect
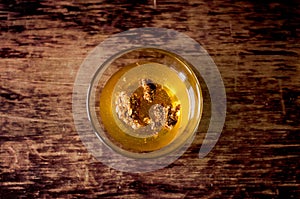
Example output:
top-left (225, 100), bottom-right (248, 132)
top-left (0, 0), bottom-right (299, 198)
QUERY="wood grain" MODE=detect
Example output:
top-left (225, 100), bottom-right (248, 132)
top-left (0, 0), bottom-right (299, 198)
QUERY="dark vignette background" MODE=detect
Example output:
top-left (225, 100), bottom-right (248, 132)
top-left (0, 0), bottom-right (299, 198)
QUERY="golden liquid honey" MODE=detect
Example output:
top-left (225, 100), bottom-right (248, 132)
top-left (99, 61), bottom-right (193, 153)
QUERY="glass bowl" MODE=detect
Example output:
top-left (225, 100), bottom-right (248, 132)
top-left (87, 47), bottom-right (202, 159)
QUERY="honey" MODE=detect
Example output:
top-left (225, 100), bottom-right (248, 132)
top-left (99, 62), bottom-right (192, 153)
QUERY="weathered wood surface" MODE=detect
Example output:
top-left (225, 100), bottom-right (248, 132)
top-left (0, 0), bottom-right (299, 198)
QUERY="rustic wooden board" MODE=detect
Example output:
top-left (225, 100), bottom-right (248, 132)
top-left (0, 0), bottom-right (299, 198)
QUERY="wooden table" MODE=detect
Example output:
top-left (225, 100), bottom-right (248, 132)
top-left (1, 0), bottom-right (299, 198)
